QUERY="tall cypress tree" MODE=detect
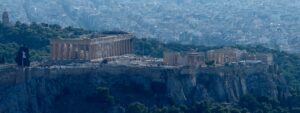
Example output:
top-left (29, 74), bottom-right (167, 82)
top-left (15, 47), bottom-right (30, 67)
top-left (0, 56), bottom-right (5, 64)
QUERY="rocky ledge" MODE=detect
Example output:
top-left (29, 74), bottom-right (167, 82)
top-left (0, 64), bottom-right (290, 113)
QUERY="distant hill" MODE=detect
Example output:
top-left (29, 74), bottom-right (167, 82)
top-left (1, 0), bottom-right (300, 53)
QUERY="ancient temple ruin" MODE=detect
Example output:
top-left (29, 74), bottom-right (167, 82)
top-left (164, 51), bottom-right (206, 67)
top-left (50, 33), bottom-right (134, 61)
top-left (164, 47), bottom-right (274, 67)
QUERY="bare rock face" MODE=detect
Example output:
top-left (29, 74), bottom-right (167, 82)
top-left (0, 64), bottom-right (290, 113)
top-left (193, 65), bottom-right (290, 103)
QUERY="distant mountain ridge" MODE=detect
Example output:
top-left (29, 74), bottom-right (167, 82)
top-left (1, 0), bottom-right (300, 53)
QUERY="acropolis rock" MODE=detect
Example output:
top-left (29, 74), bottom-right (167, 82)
top-left (0, 64), bottom-right (290, 113)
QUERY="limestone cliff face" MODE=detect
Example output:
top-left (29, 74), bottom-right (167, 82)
top-left (0, 64), bottom-right (290, 113)
top-left (193, 65), bottom-right (290, 103)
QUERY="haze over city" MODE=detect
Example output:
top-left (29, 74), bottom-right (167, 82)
top-left (1, 0), bottom-right (300, 53)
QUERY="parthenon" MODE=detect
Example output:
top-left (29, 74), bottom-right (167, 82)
top-left (50, 33), bottom-right (134, 61)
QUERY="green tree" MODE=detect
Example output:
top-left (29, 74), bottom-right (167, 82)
top-left (127, 102), bottom-right (149, 113)
top-left (205, 60), bottom-right (215, 67)
top-left (96, 87), bottom-right (115, 106)
top-left (0, 56), bottom-right (5, 64)
top-left (230, 108), bottom-right (241, 113)
top-left (188, 101), bottom-right (212, 113)
top-left (239, 95), bottom-right (260, 112)
top-left (168, 106), bottom-right (184, 113)
top-left (149, 106), bottom-right (171, 113)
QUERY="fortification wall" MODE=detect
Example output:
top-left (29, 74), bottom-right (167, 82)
top-left (0, 65), bottom-right (175, 90)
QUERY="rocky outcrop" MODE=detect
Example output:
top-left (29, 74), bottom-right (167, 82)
top-left (0, 64), bottom-right (290, 113)
top-left (193, 65), bottom-right (290, 103)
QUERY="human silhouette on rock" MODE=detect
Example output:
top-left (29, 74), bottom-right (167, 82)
top-left (15, 47), bottom-right (30, 67)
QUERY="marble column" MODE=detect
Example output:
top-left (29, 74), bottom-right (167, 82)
top-left (125, 39), bottom-right (129, 54)
top-left (126, 40), bottom-right (129, 54)
top-left (57, 43), bottom-right (62, 60)
top-left (105, 43), bottom-right (109, 57)
top-left (123, 40), bottom-right (125, 54)
top-left (65, 43), bottom-right (68, 60)
top-left (106, 43), bottom-right (114, 57)
top-left (71, 44), bottom-right (76, 59)
top-left (61, 43), bottom-right (65, 60)
top-left (120, 41), bottom-right (123, 55)
top-left (100, 44), bottom-right (103, 58)
top-left (62, 43), bottom-right (66, 60)
top-left (121, 40), bottom-right (124, 55)
top-left (89, 45), bottom-right (93, 60)
top-left (66, 44), bottom-right (69, 60)
top-left (114, 41), bottom-right (118, 56)
top-left (83, 45), bottom-right (86, 60)
top-left (111, 42), bottom-right (115, 57)
top-left (131, 39), bottom-right (133, 53)
top-left (51, 43), bottom-right (56, 60)
top-left (118, 40), bottom-right (122, 56)
top-left (68, 44), bottom-right (73, 59)
top-left (85, 45), bottom-right (89, 60)
top-left (100, 44), bottom-right (104, 58)
top-left (74, 44), bottom-right (78, 59)
top-left (119, 41), bottom-right (122, 55)
top-left (69, 44), bottom-right (73, 59)
top-left (107, 43), bottom-right (113, 57)
top-left (103, 43), bottom-right (108, 57)
top-left (115, 41), bottom-right (118, 56)
top-left (105, 43), bottom-right (108, 57)
top-left (118, 41), bottom-right (121, 55)
top-left (85, 45), bottom-right (88, 60)
top-left (61, 44), bottom-right (65, 60)
top-left (112, 42), bottom-right (116, 57)
top-left (64, 44), bottom-right (67, 60)
top-left (102, 44), bottom-right (105, 58)
top-left (115, 41), bottom-right (119, 55)
top-left (128, 39), bottom-right (131, 54)
top-left (56, 44), bottom-right (59, 60)
top-left (128, 39), bottom-right (132, 53)
top-left (106, 43), bottom-right (110, 57)
top-left (123, 40), bottom-right (126, 54)
top-left (85, 46), bottom-right (88, 60)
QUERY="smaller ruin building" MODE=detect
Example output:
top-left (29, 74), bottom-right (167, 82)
top-left (164, 51), bottom-right (206, 67)
top-left (207, 47), bottom-right (247, 66)
top-left (50, 33), bottom-right (134, 61)
top-left (241, 53), bottom-right (273, 65)
top-left (164, 47), bottom-right (274, 67)
top-left (163, 52), bottom-right (180, 66)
